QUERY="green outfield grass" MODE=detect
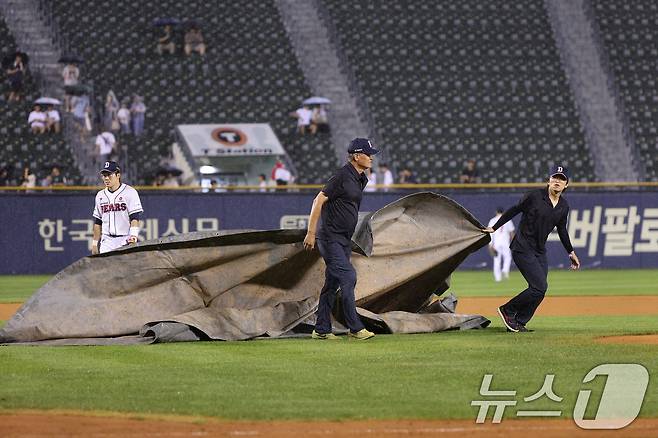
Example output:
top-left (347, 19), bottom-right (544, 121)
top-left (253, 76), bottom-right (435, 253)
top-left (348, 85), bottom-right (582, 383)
top-left (452, 268), bottom-right (658, 297)
top-left (1, 270), bottom-right (656, 303)
top-left (1, 271), bottom-right (657, 422)
top-left (0, 316), bottom-right (657, 420)
top-left (0, 276), bottom-right (50, 303)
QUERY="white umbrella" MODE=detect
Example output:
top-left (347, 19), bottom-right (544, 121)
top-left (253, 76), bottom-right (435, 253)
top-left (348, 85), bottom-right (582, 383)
top-left (302, 96), bottom-right (331, 105)
top-left (35, 97), bottom-right (62, 105)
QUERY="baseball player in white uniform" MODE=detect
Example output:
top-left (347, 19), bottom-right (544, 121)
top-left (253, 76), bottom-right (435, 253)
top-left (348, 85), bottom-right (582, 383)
top-left (488, 207), bottom-right (515, 281)
top-left (92, 161), bottom-right (143, 254)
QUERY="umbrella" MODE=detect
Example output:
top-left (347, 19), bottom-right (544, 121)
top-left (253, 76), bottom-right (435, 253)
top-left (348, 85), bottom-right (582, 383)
top-left (303, 96), bottom-right (331, 105)
top-left (35, 97), bottom-right (62, 105)
top-left (153, 17), bottom-right (180, 26)
top-left (64, 84), bottom-right (91, 96)
top-left (58, 54), bottom-right (84, 64)
top-left (184, 19), bottom-right (201, 28)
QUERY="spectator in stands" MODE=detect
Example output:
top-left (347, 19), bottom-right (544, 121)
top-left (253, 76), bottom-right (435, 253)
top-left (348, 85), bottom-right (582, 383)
top-left (28, 105), bottom-right (47, 134)
top-left (71, 94), bottom-right (90, 129)
top-left (0, 167), bottom-right (9, 186)
top-left (46, 166), bottom-right (68, 187)
top-left (95, 131), bottom-right (117, 165)
top-left (365, 167), bottom-right (377, 192)
top-left (184, 26), bottom-right (206, 56)
top-left (274, 163), bottom-right (292, 186)
top-left (459, 159), bottom-right (480, 184)
top-left (103, 90), bottom-right (120, 132)
top-left (258, 173), bottom-right (268, 192)
top-left (117, 102), bottom-right (131, 134)
top-left (380, 163), bottom-right (394, 189)
top-left (398, 167), bottom-right (417, 184)
top-left (312, 105), bottom-right (329, 133)
top-left (290, 105), bottom-right (314, 135)
top-left (157, 25), bottom-right (176, 55)
top-left (62, 63), bottom-right (79, 112)
top-left (130, 95), bottom-right (147, 136)
top-left (46, 105), bottom-right (61, 134)
top-left (270, 158), bottom-right (283, 182)
top-left (153, 173), bottom-right (166, 187)
top-left (6, 54), bottom-right (25, 102)
top-left (21, 166), bottom-right (36, 190)
top-left (162, 172), bottom-right (180, 187)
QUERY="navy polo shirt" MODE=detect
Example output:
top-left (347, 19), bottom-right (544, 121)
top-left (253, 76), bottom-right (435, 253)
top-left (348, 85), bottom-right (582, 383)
top-left (493, 187), bottom-right (574, 254)
top-left (317, 163), bottom-right (369, 246)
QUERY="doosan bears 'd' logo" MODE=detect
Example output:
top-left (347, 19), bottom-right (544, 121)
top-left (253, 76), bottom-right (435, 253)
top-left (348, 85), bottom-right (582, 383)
top-left (211, 128), bottom-right (248, 146)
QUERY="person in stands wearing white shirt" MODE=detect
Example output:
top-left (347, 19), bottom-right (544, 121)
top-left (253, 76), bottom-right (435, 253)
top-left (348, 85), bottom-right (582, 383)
top-left (365, 166), bottom-right (377, 192)
top-left (46, 105), bottom-right (61, 133)
top-left (28, 105), bottom-right (47, 134)
top-left (258, 173), bottom-right (268, 192)
top-left (62, 63), bottom-right (79, 112)
top-left (117, 103), bottom-right (131, 134)
top-left (488, 207), bottom-right (516, 282)
top-left (290, 105), bottom-right (314, 135)
top-left (95, 131), bottom-right (117, 165)
top-left (274, 163), bottom-right (292, 186)
top-left (380, 163), bottom-right (394, 190)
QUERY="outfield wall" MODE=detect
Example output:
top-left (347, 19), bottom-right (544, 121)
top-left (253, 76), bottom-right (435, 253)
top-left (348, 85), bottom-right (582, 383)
top-left (1, 190), bottom-right (656, 274)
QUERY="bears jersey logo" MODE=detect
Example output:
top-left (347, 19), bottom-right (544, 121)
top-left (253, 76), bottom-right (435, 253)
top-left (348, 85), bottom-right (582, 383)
top-left (101, 203), bottom-right (127, 213)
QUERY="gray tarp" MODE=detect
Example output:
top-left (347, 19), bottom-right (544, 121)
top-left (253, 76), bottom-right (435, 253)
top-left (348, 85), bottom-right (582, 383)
top-left (0, 192), bottom-right (491, 346)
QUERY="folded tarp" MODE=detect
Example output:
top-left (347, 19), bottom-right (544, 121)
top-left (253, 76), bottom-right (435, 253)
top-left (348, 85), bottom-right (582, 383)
top-left (0, 192), bottom-right (491, 345)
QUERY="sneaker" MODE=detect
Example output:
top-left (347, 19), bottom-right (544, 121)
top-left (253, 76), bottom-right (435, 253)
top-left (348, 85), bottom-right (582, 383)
top-left (311, 330), bottom-right (340, 340)
top-left (497, 306), bottom-right (520, 333)
top-left (517, 325), bottom-right (534, 333)
top-left (348, 328), bottom-right (375, 340)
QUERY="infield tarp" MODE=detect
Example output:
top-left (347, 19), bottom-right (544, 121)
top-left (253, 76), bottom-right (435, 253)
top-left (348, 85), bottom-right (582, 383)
top-left (0, 192), bottom-right (491, 345)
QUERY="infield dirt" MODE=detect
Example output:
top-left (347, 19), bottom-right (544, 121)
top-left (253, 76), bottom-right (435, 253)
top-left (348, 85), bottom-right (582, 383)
top-left (0, 412), bottom-right (657, 437)
top-left (4, 295), bottom-right (658, 322)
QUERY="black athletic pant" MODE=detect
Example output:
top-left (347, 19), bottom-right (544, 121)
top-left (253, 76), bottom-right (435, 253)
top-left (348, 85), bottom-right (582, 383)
top-left (314, 239), bottom-right (365, 334)
top-left (503, 248), bottom-right (548, 325)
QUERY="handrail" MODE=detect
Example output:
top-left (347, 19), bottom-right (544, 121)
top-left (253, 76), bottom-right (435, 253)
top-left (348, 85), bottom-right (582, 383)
top-left (3, 181), bottom-right (658, 192)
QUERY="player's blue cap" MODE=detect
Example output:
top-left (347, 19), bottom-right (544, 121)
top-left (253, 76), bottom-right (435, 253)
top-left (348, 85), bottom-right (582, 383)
top-left (549, 164), bottom-right (569, 181)
top-left (347, 138), bottom-right (379, 155)
top-left (100, 161), bottom-right (121, 174)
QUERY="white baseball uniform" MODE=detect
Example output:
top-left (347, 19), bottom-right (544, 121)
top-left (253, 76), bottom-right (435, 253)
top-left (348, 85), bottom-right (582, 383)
top-left (93, 183), bottom-right (143, 253)
top-left (488, 214), bottom-right (515, 281)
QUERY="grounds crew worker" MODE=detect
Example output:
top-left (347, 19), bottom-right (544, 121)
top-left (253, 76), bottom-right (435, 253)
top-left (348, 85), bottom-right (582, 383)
top-left (303, 138), bottom-right (377, 340)
top-left (483, 164), bottom-right (580, 332)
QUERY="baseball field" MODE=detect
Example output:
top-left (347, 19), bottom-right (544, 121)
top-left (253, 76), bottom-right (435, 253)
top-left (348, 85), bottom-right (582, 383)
top-left (1, 269), bottom-right (657, 437)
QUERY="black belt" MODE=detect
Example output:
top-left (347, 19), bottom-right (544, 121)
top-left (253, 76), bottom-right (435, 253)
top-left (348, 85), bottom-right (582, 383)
top-left (104, 234), bottom-right (127, 238)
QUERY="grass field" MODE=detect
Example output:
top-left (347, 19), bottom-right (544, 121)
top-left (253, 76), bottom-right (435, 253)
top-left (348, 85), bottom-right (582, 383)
top-left (1, 269), bottom-right (657, 303)
top-left (1, 270), bottom-right (657, 422)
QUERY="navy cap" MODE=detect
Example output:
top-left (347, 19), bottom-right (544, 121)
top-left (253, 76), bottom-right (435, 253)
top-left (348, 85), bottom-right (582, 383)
top-left (549, 164), bottom-right (570, 181)
top-left (347, 138), bottom-right (379, 155)
top-left (100, 161), bottom-right (121, 174)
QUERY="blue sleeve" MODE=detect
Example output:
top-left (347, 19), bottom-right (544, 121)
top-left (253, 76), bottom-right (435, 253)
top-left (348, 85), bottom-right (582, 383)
top-left (321, 173), bottom-right (343, 201)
